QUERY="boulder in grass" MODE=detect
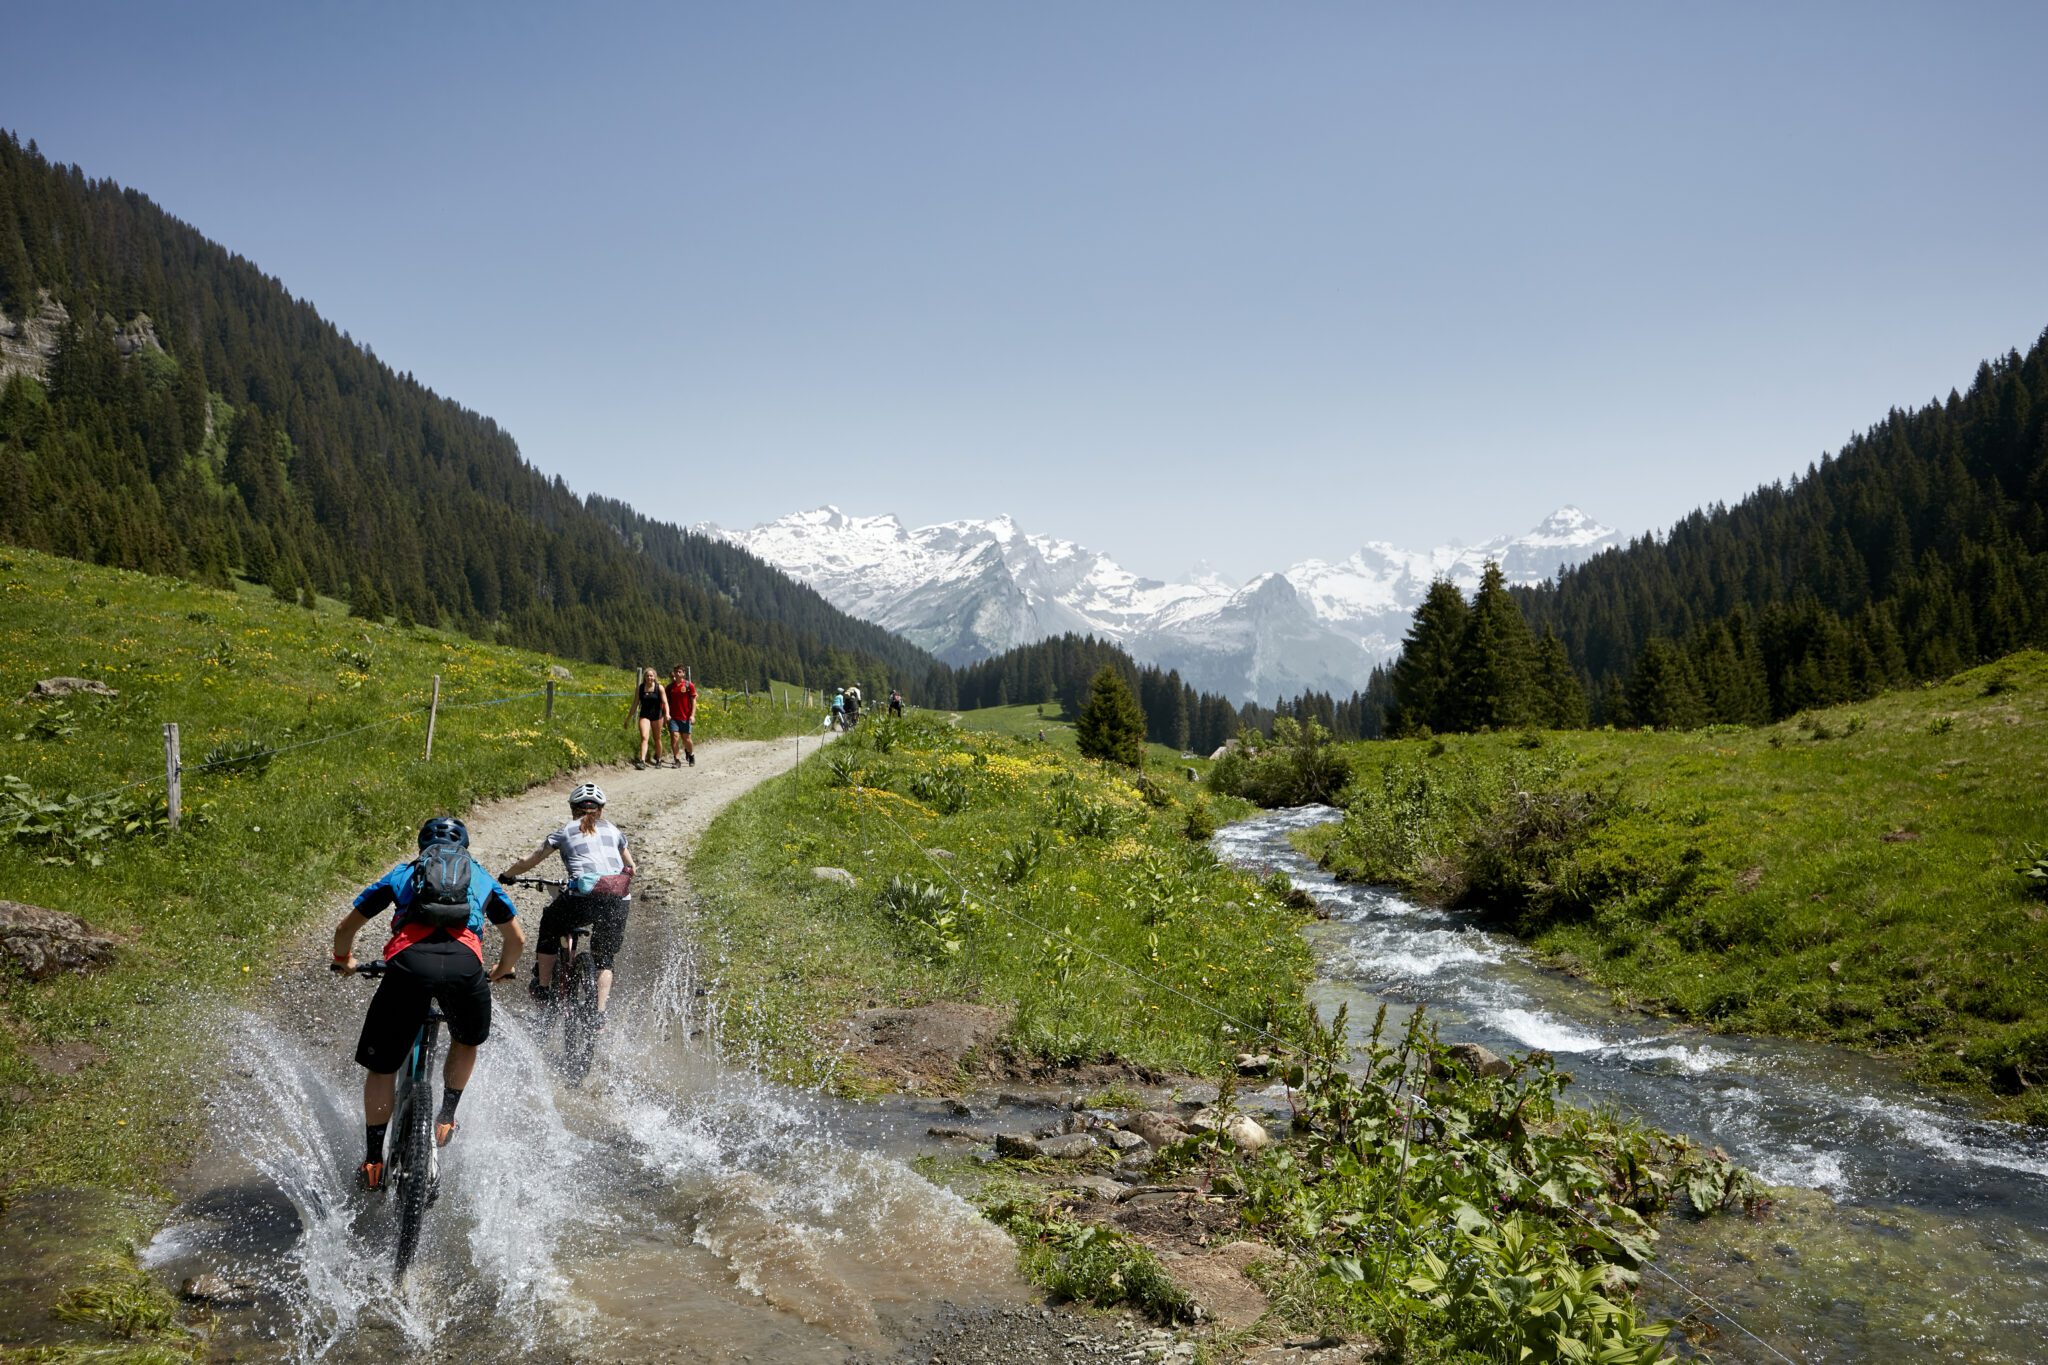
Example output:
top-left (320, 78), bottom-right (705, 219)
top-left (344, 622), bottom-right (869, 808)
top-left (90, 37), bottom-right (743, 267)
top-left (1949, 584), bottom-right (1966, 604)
top-left (0, 901), bottom-right (117, 980)
top-left (1224, 1115), bottom-right (1271, 1153)
top-left (811, 866), bottom-right (856, 887)
top-left (20, 677), bottom-right (117, 702)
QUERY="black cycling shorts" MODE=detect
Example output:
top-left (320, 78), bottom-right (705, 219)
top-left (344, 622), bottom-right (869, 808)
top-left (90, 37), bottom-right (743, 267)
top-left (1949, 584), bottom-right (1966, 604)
top-left (355, 941), bottom-right (492, 1071)
top-left (535, 891), bottom-right (630, 971)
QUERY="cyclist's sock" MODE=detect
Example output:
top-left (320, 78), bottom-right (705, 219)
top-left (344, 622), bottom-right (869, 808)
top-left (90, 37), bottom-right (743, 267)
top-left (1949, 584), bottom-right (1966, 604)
top-left (365, 1122), bottom-right (388, 1164)
top-left (436, 1088), bottom-right (463, 1125)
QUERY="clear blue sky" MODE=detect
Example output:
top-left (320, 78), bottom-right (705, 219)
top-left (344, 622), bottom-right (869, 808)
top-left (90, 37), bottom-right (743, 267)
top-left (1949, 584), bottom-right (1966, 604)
top-left (11, 2), bottom-right (2048, 582)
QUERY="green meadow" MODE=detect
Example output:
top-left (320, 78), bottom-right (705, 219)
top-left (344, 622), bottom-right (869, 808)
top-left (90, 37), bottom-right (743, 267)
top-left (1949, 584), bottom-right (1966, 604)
top-left (690, 709), bottom-right (1300, 1084)
top-left (1296, 651), bottom-right (2048, 1122)
top-left (0, 547), bottom-right (813, 1197)
top-left (952, 699), bottom-right (1211, 770)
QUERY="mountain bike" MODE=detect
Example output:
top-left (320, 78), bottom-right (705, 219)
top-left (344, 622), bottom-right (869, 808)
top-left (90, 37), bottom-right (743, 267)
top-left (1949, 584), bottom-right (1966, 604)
top-left (507, 876), bottom-right (610, 1083)
top-left (343, 960), bottom-right (440, 1279)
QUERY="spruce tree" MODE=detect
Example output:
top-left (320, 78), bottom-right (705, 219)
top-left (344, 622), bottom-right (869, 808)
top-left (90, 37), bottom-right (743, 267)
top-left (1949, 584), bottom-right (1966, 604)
top-left (1075, 665), bottom-right (1146, 766)
top-left (1625, 639), bottom-right (1706, 729)
top-left (1533, 628), bottom-right (1588, 728)
top-left (1445, 562), bottom-right (1539, 731)
top-left (1388, 579), bottom-right (1468, 735)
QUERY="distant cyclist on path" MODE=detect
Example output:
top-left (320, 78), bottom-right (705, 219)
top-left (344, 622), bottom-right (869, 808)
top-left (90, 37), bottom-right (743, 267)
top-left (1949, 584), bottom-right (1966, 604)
top-left (498, 782), bottom-right (637, 1027)
top-left (630, 666), bottom-right (668, 769)
top-left (331, 816), bottom-right (524, 1191)
top-left (664, 664), bottom-right (697, 768)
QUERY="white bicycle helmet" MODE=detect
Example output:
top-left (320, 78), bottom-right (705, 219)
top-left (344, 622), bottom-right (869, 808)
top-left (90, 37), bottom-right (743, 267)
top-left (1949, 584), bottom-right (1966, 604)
top-left (569, 782), bottom-right (606, 809)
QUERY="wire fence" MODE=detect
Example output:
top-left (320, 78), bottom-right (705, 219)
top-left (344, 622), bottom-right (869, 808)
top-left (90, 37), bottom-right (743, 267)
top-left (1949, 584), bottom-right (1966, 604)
top-left (842, 775), bottom-right (1802, 1365)
top-left (8, 672), bottom-right (828, 829)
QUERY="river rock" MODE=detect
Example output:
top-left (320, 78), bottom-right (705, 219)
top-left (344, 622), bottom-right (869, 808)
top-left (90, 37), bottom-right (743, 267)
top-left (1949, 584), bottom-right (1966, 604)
top-left (927, 1124), bottom-right (995, 1142)
top-left (180, 1272), bottom-right (257, 1306)
top-left (1036, 1132), bottom-right (1099, 1160)
top-left (995, 1133), bottom-right (1042, 1159)
top-left (20, 676), bottom-right (118, 702)
top-left (1445, 1042), bottom-right (1512, 1078)
top-left (1224, 1115), bottom-right (1271, 1153)
top-left (1174, 1082), bottom-right (1221, 1109)
top-left (0, 901), bottom-right (117, 980)
top-left (1061, 1175), bottom-right (1130, 1202)
top-left (1105, 1128), bottom-right (1150, 1152)
top-left (1125, 1111), bottom-right (1185, 1149)
top-left (1187, 1107), bottom-right (1224, 1133)
top-left (1235, 1052), bottom-right (1278, 1077)
top-left (810, 866), bottom-right (856, 887)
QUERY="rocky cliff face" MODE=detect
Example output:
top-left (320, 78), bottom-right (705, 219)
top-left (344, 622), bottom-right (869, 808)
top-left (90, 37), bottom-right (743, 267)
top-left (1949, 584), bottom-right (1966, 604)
top-left (0, 291), bottom-right (70, 383)
top-left (0, 291), bottom-right (164, 384)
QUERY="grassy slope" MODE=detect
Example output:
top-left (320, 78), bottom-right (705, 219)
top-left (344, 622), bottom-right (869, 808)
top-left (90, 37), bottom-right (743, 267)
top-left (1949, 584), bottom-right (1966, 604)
top-left (0, 547), bottom-right (815, 1198)
top-left (953, 701), bottom-right (1210, 771)
top-left (689, 712), bottom-right (1304, 1086)
top-left (1306, 651), bottom-right (2048, 1121)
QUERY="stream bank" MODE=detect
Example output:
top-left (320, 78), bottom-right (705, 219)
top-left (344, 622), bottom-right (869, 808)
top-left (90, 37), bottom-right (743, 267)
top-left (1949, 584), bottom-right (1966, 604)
top-left (1214, 804), bottom-right (2048, 1363)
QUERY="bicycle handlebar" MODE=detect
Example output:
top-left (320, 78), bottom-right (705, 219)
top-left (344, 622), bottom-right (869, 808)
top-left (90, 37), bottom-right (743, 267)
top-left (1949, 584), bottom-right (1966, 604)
top-left (333, 960), bottom-right (389, 978)
top-left (507, 875), bottom-right (568, 890)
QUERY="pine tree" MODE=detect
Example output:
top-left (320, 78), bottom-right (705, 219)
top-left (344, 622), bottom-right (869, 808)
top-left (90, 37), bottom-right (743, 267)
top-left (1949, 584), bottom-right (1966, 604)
top-left (1445, 562), bottom-right (1539, 731)
top-left (1625, 639), bottom-right (1706, 729)
top-left (1388, 579), bottom-right (1468, 735)
top-left (1532, 628), bottom-right (1588, 728)
top-left (1075, 665), bottom-right (1146, 766)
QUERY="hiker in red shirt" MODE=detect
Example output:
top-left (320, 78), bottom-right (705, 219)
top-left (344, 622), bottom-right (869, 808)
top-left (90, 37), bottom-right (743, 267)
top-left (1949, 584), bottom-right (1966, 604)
top-left (664, 664), bottom-right (698, 768)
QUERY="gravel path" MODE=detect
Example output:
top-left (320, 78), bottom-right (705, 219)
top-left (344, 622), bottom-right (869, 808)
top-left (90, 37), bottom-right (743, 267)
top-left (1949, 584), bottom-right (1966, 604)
top-left (247, 736), bottom-right (1167, 1364)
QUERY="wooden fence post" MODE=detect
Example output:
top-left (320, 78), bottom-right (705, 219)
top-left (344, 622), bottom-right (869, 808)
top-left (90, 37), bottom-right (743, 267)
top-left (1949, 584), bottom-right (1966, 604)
top-left (163, 722), bottom-right (181, 833)
top-left (424, 674), bottom-right (441, 760)
top-left (545, 679), bottom-right (555, 725)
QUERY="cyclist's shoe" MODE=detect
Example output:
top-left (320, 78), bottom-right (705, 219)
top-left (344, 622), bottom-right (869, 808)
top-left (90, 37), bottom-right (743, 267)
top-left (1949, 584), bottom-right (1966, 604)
top-left (592, 1011), bottom-right (609, 1036)
top-left (356, 1161), bottom-right (386, 1193)
top-left (528, 976), bottom-right (552, 1003)
top-left (435, 1120), bottom-right (459, 1148)
top-left (686, 752), bottom-right (696, 766)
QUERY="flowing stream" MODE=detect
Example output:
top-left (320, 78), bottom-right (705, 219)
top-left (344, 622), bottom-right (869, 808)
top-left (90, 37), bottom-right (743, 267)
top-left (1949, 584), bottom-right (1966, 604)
top-left (144, 907), bottom-right (1030, 1363)
top-left (1214, 805), bottom-right (2048, 1363)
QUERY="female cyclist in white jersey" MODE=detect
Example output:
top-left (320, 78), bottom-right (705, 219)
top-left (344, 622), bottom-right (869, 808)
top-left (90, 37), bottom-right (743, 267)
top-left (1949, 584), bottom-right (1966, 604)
top-left (498, 783), bottom-right (636, 1024)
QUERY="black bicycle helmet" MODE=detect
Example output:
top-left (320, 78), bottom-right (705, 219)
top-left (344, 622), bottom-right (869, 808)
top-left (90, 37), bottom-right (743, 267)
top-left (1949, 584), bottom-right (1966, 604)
top-left (418, 815), bottom-right (469, 849)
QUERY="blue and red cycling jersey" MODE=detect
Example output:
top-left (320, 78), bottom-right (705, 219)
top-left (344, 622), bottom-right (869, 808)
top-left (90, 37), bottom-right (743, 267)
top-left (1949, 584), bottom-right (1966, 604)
top-left (352, 858), bottom-right (518, 962)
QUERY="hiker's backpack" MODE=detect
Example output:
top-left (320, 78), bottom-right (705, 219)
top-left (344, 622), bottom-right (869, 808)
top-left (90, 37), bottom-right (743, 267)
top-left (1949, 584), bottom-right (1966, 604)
top-left (410, 841), bottom-right (474, 931)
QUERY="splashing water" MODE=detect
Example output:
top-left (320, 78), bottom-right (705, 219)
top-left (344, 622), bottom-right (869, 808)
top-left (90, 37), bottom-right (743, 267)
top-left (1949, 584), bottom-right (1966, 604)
top-left (150, 920), bottom-right (1019, 1362)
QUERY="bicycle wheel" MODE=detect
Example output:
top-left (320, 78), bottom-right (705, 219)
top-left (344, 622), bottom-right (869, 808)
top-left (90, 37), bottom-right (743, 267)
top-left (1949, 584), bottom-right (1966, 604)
top-left (392, 1052), bottom-right (437, 1277)
top-left (561, 956), bottom-right (600, 1084)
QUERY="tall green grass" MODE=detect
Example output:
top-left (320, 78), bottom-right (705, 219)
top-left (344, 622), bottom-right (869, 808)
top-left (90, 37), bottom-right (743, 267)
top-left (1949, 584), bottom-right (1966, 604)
top-left (689, 710), bottom-right (1308, 1084)
top-left (1301, 652), bottom-right (2048, 1122)
top-left (0, 547), bottom-right (814, 1195)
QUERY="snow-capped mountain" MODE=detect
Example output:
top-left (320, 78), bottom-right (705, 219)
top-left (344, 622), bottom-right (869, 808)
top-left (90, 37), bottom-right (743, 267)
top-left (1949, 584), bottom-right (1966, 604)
top-left (706, 506), bottom-right (1621, 702)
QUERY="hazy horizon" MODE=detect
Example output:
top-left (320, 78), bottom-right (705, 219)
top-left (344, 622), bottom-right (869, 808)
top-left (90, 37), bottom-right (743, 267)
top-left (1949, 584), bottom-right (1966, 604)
top-left (10, 2), bottom-right (2047, 582)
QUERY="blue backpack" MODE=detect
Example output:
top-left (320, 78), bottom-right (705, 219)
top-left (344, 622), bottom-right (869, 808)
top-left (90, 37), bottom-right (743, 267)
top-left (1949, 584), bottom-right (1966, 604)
top-left (409, 842), bottom-right (473, 930)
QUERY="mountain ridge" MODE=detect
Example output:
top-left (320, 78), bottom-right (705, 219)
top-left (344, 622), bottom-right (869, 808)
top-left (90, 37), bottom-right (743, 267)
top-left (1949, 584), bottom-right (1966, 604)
top-left (709, 504), bottom-right (1622, 701)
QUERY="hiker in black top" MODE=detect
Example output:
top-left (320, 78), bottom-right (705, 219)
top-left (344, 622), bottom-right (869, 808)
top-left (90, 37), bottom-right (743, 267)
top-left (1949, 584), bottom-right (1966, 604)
top-left (630, 667), bottom-right (668, 769)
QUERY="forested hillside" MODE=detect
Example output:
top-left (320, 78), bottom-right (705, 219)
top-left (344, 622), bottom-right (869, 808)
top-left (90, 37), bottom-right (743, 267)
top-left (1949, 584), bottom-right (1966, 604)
top-left (1531, 332), bottom-right (2048, 724)
top-left (0, 131), bottom-right (947, 696)
top-left (1369, 330), bottom-right (2048, 732)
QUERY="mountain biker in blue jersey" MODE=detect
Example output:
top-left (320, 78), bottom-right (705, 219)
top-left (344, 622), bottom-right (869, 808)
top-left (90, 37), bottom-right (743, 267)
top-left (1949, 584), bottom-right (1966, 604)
top-left (331, 816), bottom-right (524, 1192)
